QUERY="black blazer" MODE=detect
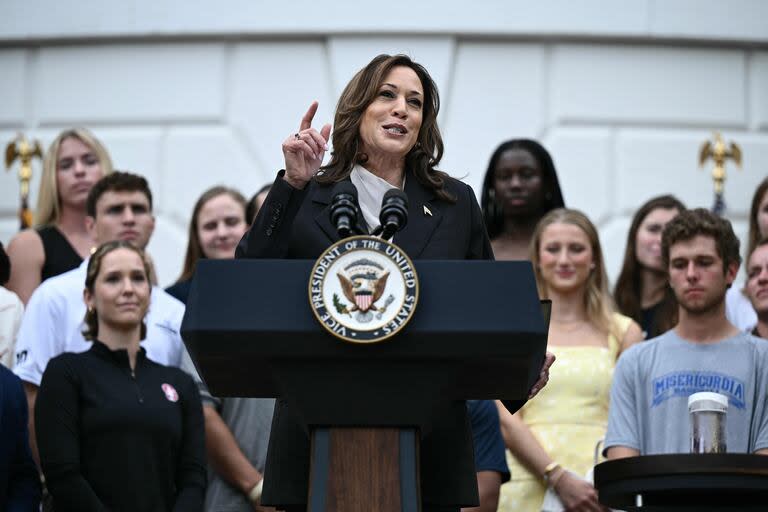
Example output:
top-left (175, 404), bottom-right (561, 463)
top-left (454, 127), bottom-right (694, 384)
top-left (236, 169), bottom-right (493, 508)
top-left (237, 170), bottom-right (492, 261)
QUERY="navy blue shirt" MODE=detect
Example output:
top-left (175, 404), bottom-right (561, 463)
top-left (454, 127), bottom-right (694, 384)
top-left (0, 364), bottom-right (41, 511)
top-left (467, 400), bottom-right (510, 482)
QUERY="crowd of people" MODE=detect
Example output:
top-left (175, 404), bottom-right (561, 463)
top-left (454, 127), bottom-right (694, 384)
top-left (0, 53), bottom-right (767, 512)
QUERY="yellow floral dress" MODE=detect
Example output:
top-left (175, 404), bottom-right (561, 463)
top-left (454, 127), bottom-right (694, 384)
top-left (498, 313), bottom-right (632, 512)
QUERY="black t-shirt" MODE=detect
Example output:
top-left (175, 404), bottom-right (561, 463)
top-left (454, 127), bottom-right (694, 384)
top-left (35, 341), bottom-right (206, 512)
top-left (641, 302), bottom-right (661, 339)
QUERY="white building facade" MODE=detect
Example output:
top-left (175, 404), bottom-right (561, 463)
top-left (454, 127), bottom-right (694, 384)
top-left (1, 0), bottom-right (767, 286)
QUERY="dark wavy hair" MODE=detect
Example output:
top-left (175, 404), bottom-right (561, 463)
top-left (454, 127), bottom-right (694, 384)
top-left (747, 177), bottom-right (768, 260)
top-left (245, 183), bottom-right (272, 225)
top-left (480, 139), bottom-right (565, 239)
top-left (82, 240), bottom-right (151, 341)
top-left (177, 186), bottom-right (247, 283)
top-left (86, 171), bottom-right (153, 217)
top-left (662, 208), bottom-right (742, 275)
top-left (613, 195), bottom-right (685, 337)
top-left (317, 54), bottom-right (454, 202)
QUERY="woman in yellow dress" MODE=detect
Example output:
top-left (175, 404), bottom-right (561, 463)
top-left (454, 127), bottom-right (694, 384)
top-left (497, 208), bottom-right (643, 512)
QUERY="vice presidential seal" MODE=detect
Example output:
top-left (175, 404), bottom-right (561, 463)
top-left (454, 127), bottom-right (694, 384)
top-left (309, 235), bottom-right (419, 343)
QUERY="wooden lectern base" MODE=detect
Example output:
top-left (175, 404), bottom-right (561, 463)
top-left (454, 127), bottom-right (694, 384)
top-left (309, 427), bottom-right (420, 512)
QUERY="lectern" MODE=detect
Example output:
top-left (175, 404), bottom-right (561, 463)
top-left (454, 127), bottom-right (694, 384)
top-left (182, 259), bottom-right (548, 511)
top-left (595, 454), bottom-right (768, 511)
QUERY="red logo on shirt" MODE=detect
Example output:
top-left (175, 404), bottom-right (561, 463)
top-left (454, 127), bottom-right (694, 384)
top-left (161, 383), bottom-right (179, 402)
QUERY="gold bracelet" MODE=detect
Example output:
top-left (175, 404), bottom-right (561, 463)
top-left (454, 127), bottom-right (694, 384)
top-left (542, 462), bottom-right (561, 485)
top-left (248, 479), bottom-right (263, 504)
top-left (549, 468), bottom-right (567, 489)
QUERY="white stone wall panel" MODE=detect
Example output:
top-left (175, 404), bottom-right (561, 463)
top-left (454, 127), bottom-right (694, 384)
top-left (95, 128), bottom-right (165, 192)
top-left (327, 37), bottom-right (455, 103)
top-left (16, 0), bottom-right (766, 42)
top-left (544, 128), bottom-right (613, 223)
top-left (649, 0), bottom-right (768, 42)
top-left (753, 53), bottom-right (768, 130)
top-left (1, 26), bottom-right (766, 289)
top-left (730, 135), bottom-right (768, 211)
top-left (598, 216), bottom-right (633, 289)
top-left (36, 44), bottom-right (225, 124)
top-left (228, 42), bottom-right (335, 178)
top-left (1, 128), bottom-right (29, 224)
top-left (0, 219), bottom-right (18, 255)
top-left (0, 51), bottom-right (27, 125)
top-left (551, 46), bottom-right (746, 126)
top-left (162, 126), bottom-right (260, 225)
top-left (146, 215), bottom-right (188, 288)
top-left (441, 42), bottom-right (546, 194)
top-left (1, 1), bottom-right (651, 40)
top-left (614, 130), bottom-right (767, 218)
top-left (616, 130), bottom-right (718, 213)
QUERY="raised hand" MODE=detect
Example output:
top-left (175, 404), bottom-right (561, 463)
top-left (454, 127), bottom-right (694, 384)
top-left (282, 101), bottom-right (332, 189)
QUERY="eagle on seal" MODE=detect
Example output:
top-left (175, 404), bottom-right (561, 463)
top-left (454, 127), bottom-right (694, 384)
top-left (337, 271), bottom-right (389, 313)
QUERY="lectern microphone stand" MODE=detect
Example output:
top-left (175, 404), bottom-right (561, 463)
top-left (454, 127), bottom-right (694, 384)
top-left (182, 259), bottom-right (548, 511)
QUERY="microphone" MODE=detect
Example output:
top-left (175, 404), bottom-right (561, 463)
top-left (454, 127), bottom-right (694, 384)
top-left (379, 188), bottom-right (408, 240)
top-left (330, 182), bottom-right (360, 238)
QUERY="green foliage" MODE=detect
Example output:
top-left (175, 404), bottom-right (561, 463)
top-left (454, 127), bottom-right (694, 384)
top-left (333, 293), bottom-right (350, 316)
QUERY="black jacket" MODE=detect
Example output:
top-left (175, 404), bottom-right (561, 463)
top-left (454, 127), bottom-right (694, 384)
top-left (35, 341), bottom-right (206, 512)
top-left (236, 170), bottom-right (495, 507)
top-left (236, 170), bottom-right (492, 261)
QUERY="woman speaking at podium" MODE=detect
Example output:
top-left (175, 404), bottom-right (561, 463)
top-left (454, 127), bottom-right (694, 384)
top-left (237, 53), bottom-right (552, 511)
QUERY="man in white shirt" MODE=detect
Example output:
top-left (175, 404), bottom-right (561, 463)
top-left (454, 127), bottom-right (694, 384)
top-left (0, 242), bottom-right (24, 368)
top-left (14, 171), bottom-right (186, 464)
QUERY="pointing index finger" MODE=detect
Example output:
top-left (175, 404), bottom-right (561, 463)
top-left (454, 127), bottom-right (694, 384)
top-left (300, 101), bottom-right (319, 131)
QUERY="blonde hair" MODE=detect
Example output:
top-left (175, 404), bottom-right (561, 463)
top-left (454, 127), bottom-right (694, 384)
top-left (35, 128), bottom-right (113, 227)
top-left (530, 208), bottom-right (616, 336)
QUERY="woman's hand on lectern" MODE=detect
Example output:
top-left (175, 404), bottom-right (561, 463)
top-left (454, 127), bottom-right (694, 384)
top-left (528, 351), bottom-right (555, 399)
top-left (282, 101), bottom-right (332, 190)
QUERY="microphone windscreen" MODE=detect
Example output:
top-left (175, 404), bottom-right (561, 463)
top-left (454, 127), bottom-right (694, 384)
top-left (332, 181), bottom-right (358, 199)
top-left (382, 188), bottom-right (408, 206)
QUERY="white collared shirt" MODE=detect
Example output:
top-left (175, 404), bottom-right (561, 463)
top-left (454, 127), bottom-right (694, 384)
top-left (13, 259), bottom-right (186, 386)
top-left (349, 164), bottom-right (404, 234)
top-left (0, 286), bottom-right (23, 368)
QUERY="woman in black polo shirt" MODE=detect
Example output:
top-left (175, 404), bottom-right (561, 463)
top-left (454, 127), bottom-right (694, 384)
top-left (35, 240), bottom-right (206, 512)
